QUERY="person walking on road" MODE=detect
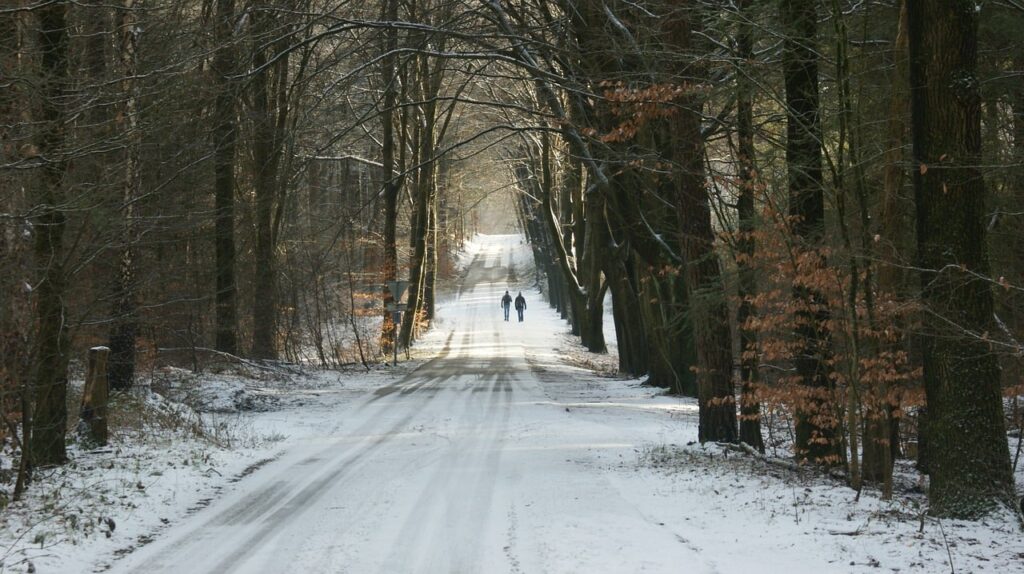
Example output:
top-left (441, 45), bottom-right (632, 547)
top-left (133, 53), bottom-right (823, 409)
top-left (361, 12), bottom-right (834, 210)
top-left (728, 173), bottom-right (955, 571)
top-left (514, 292), bottom-right (527, 322)
top-left (501, 290), bottom-right (513, 321)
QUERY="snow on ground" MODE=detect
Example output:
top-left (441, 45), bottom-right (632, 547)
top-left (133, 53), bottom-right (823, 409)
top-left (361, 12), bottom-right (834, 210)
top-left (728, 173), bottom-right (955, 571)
top-left (2, 233), bottom-right (1022, 574)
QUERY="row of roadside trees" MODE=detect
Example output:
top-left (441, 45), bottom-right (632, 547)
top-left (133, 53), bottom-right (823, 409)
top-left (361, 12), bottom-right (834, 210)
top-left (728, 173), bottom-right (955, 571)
top-left (502, 0), bottom-right (1021, 520)
top-left (1, 0), bottom-right (1021, 520)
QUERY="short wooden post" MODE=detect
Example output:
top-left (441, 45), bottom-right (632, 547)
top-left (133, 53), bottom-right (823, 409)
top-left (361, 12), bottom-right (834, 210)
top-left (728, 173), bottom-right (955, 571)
top-left (80, 346), bottom-right (110, 445)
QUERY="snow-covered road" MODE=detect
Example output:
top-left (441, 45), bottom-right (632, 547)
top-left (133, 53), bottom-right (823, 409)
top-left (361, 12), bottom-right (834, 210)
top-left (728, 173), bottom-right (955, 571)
top-left (96, 234), bottom-right (1024, 574)
top-left (109, 235), bottom-right (712, 573)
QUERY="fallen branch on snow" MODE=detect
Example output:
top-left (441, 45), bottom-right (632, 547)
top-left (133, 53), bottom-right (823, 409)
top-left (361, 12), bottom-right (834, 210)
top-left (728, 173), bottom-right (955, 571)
top-left (156, 347), bottom-right (305, 376)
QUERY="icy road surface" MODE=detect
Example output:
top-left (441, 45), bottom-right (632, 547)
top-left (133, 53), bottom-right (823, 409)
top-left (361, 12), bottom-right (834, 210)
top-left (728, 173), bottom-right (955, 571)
top-left (109, 235), bottom-right (711, 574)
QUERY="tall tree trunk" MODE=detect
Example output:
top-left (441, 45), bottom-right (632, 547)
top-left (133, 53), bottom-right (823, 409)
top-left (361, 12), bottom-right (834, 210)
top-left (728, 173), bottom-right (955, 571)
top-left (511, 134), bottom-right (599, 350)
top-left (424, 189), bottom-right (438, 321)
top-left (664, 5), bottom-right (737, 443)
top-left (0, 6), bottom-right (32, 494)
top-left (399, 43), bottom-right (442, 349)
top-left (907, 0), bottom-right (1015, 518)
top-left (31, 2), bottom-right (71, 467)
top-left (603, 168), bottom-right (697, 395)
top-left (250, 13), bottom-right (288, 360)
top-left (1006, 49), bottom-right (1024, 454)
top-left (580, 196), bottom-right (607, 353)
top-left (425, 156), bottom-right (446, 322)
top-left (559, 146), bottom-right (582, 336)
top-left (735, 0), bottom-right (765, 452)
top-left (829, 0), bottom-right (868, 490)
top-left (1014, 52), bottom-right (1024, 373)
top-left (514, 155), bottom-right (579, 325)
top-left (380, 0), bottom-right (400, 354)
top-left (566, 145), bottom-right (606, 353)
top-left (781, 0), bottom-right (839, 464)
top-left (601, 181), bottom-right (648, 377)
top-left (604, 252), bottom-right (648, 376)
top-left (249, 103), bottom-right (280, 359)
top-left (213, 0), bottom-right (238, 355)
top-left (636, 267), bottom-right (696, 396)
top-left (864, 0), bottom-right (910, 490)
top-left (108, 0), bottom-right (141, 390)
top-left (398, 154), bottom-right (432, 348)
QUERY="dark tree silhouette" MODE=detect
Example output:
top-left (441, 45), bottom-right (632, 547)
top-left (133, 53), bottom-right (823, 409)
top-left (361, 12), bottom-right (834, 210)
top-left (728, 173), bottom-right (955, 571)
top-left (908, 0), bottom-right (1015, 518)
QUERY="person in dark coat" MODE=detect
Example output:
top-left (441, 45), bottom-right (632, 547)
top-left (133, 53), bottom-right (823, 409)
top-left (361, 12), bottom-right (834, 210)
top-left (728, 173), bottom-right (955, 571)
top-left (500, 290), bottom-right (513, 321)
top-left (514, 292), bottom-right (527, 322)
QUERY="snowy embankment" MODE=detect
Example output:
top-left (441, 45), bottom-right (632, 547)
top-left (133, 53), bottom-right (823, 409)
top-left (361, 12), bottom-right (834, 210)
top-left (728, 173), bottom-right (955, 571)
top-left (0, 363), bottom-right (409, 573)
top-left (1, 233), bottom-right (1021, 574)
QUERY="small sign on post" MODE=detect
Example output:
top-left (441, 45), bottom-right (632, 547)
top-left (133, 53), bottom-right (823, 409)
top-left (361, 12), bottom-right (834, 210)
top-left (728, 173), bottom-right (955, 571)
top-left (385, 300), bottom-right (408, 366)
top-left (385, 280), bottom-right (410, 366)
top-left (387, 280), bottom-right (409, 302)
top-left (386, 302), bottom-right (407, 325)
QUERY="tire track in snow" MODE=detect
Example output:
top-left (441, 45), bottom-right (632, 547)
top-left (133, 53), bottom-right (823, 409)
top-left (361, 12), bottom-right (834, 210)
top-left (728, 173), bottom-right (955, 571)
top-left (112, 235), bottom-right (720, 574)
top-left (386, 273), bottom-right (505, 571)
top-left (112, 354), bottom-right (458, 574)
top-left (378, 287), bottom-right (516, 573)
top-left (204, 337), bottom-right (489, 573)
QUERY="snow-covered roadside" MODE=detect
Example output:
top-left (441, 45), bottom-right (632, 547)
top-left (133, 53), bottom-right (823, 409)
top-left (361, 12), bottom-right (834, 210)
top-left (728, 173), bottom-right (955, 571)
top-left (0, 363), bottom-right (418, 574)
top-left (528, 362), bottom-right (1024, 573)
top-left (3, 233), bottom-right (1022, 574)
top-left (514, 236), bottom-right (1024, 574)
top-left (0, 237), bottom-right (482, 574)
top-left (482, 233), bottom-right (1024, 573)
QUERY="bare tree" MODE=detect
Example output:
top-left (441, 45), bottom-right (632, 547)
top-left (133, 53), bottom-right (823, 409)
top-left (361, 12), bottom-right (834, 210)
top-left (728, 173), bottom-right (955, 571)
top-left (31, 2), bottom-right (72, 467)
top-left (908, 0), bottom-right (1015, 518)
top-left (213, 0), bottom-right (240, 355)
top-left (780, 0), bottom-right (840, 464)
top-left (107, 0), bottom-right (143, 390)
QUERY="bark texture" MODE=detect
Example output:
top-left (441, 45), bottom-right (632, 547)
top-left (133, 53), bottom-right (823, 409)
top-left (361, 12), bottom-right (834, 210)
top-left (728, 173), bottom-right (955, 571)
top-left (379, 0), bottom-right (401, 354)
top-left (31, 2), bottom-right (72, 467)
top-left (781, 0), bottom-right (839, 463)
top-left (735, 0), bottom-right (764, 453)
top-left (250, 12), bottom-right (289, 360)
top-left (907, 0), bottom-right (1015, 518)
top-left (108, 0), bottom-right (141, 390)
top-left (664, 6), bottom-right (737, 443)
top-left (213, 0), bottom-right (239, 355)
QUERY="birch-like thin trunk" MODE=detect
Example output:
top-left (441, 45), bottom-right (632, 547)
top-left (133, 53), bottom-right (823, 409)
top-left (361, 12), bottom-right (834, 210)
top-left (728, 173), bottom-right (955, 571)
top-left (108, 0), bottom-right (141, 390)
top-left (379, 0), bottom-right (400, 355)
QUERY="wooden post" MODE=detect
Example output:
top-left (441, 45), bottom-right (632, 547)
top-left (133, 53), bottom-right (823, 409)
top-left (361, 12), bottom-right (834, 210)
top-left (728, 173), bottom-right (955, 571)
top-left (80, 346), bottom-right (110, 446)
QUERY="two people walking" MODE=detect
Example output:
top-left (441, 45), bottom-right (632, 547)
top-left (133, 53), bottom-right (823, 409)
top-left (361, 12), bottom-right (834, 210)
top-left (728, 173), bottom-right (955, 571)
top-left (501, 290), bottom-right (527, 322)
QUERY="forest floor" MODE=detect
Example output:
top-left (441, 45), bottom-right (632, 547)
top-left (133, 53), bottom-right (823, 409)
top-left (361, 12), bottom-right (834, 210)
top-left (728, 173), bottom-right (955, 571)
top-left (1, 234), bottom-right (1023, 573)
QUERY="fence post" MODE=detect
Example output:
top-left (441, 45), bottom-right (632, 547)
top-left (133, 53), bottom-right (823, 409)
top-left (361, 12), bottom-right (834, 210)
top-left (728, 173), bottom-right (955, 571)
top-left (79, 346), bottom-right (110, 446)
